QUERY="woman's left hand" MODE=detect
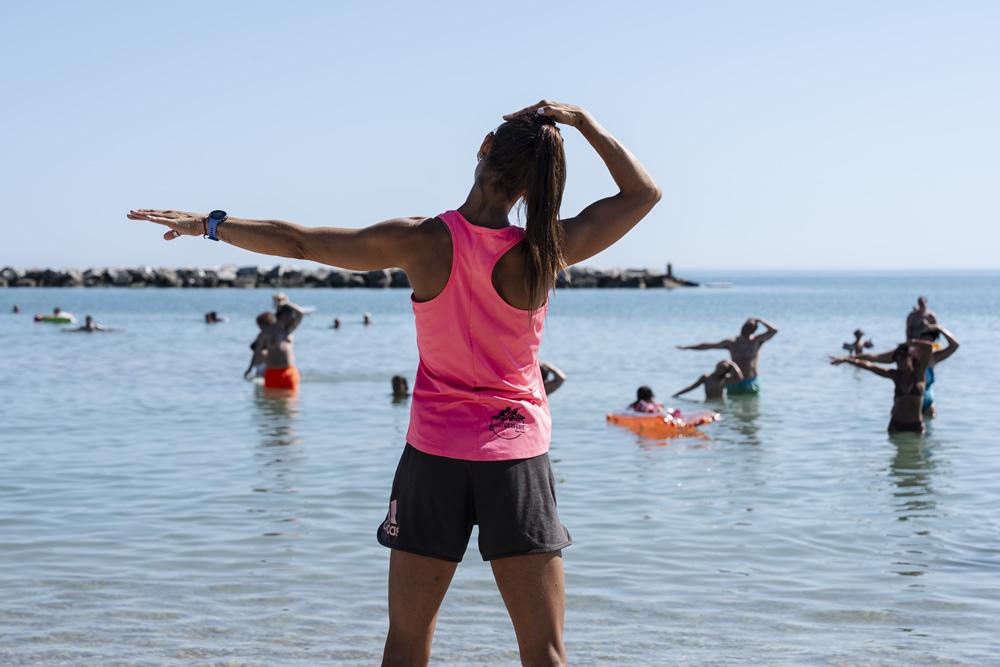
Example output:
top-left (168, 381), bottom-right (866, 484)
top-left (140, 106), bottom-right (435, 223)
top-left (127, 209), bottom-right (206, 240)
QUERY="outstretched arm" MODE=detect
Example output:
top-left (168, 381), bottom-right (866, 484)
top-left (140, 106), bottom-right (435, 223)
top-left (673, 375), bottom-right (707, 398)
top-left (855, 348), bottom-right (895, 364)
top-left (677, 339), bottom-right (731, 351)
top-left (751, 317), bottom-right (779, 345)
top-left (127, 210), bottom-right (429, 272)
top-left (830, 356), bottom-right (895, 379)
top-left (502, 101), bottom-right (662, 266)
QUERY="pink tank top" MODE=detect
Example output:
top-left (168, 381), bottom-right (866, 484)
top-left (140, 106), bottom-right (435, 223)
top-left (406, 210), bottom-right (551, 461)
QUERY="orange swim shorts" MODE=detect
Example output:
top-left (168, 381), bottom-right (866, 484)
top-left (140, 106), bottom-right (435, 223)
top-left (264, 366), bottom-right (300, 391)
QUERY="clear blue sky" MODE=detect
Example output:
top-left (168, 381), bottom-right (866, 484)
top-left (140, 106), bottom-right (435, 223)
top-left (2, 1), bottom-right (997, 270)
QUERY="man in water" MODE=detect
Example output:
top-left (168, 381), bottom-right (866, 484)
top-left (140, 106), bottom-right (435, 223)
top-left (677, 317), bottom-right (779, 396)
top-left (672, 360), bottom-right (743, 400)
top-left (842, 329), bottom-right (874, 356)
top-left (248, 301), bottom-right (304, 391)
top-left (12, 304), bottom-right (20, 314)
top-left (906, 296), bottom-right (938, 340)
top-left (76, 315), bottom-right (108, 332)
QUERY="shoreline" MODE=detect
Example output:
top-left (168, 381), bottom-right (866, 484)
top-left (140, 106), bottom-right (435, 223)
top-left (0, 265), bottom-right (698, 289)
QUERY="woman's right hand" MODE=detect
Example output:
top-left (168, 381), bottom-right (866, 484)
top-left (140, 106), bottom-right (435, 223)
top-left (503, 100), bottom-right (590, 128)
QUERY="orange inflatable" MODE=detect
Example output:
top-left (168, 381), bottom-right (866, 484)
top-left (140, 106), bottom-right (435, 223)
top-left (606, 409), bottom-right (720, 439)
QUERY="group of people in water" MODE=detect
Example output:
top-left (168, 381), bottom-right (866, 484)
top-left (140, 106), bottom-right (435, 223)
top-left (830, 296), bottom-right (959, 434)
top-left (617, 296), bottom-right (959, 437)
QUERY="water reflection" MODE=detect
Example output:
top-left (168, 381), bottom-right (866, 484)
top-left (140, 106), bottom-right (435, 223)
top-left (253, 386), bottom-right (301, 448)
top-left (888, 433), bottom-right (938, 579)
top-left (250, 386), bottom-right (303, 538)
top-left (724, 397), bottom-right (761, 445)
top-left (888, 433), bottom-right (937, 522)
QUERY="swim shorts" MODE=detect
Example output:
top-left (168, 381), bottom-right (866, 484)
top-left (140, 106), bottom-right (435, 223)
top-left (727, 377), bottom-right (760, 396)
top-left (377, 444), bottom-right (572, 562)
top-left (264, 366), bottom-right (300, 390)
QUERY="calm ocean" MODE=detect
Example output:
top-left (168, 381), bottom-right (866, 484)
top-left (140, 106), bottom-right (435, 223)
top-left (1, 272), bottom-right (998, 665)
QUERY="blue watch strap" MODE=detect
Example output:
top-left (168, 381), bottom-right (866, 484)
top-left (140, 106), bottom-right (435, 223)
top-left (206, 210), bottom-right (227, 241)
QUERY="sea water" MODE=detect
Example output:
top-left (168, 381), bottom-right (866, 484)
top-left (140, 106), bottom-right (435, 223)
top-left (1, 272), bottom-right (998, 665)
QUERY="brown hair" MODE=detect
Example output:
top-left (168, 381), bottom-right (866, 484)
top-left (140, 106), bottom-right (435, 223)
top-left (481, 114), bottom-right (567, 308)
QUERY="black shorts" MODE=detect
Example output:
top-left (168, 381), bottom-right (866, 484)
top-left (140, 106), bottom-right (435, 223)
top-left (377, 444), bottom-right (572, 562)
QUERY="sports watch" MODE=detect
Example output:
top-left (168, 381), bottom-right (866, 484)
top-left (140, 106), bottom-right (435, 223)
top-left (205, 210), bottom-right (228, 241)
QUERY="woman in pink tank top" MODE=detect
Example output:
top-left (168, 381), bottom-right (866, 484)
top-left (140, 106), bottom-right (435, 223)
top-left (129, 99), bottom-right (660, 666)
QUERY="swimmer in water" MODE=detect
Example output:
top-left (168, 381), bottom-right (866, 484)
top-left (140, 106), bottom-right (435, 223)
top-left (66, 315), bottom-right (109, 332)
top-left (331, 317), bottom-right (341, 330)
top-left (672, 360), bottom-right (744, 400)
top-left (677, 317), bottom-right (778, 396)
top-left (629, 385), bottom-right (665, 414)
top-left (831, 339), bottom-right (934, 434)
top-left (204, 311), bottom-right (226, 324)
top-left (363, 312), bottom-right (372, 326)
top-left (12, 304), bottom-right (20, 314)
top-left (540, 362), bottom-right (567, 396)
top-left (391, 375), bottom-right (410, 401)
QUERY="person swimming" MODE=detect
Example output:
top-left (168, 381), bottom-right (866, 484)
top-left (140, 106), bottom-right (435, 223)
top-left (831, 339), bottom-right (934, 434)
top-left (677, 317), bottom-right (778, 396)
top-left (11, 304), bottom-right (20, 314)
top-left (629, 386), bottom-right (665, 414)
top-left (75, 315), bottom-right (108, 332)
top-left (672, 360), bottom-right (744, 400)
top-left (363, 312), bottom-right (372, 326)
top-left (204, 310), bottom-right (226, 324)
top-left (331, 317), bottom-right (341, 330)
top-left (391, 375), bottom-right (410, 401)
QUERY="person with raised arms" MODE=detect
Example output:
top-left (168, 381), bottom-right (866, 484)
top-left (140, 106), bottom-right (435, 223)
top-left (831, 339), bottom-right (934, 434)
top-left (672, 360), bottom-right (744, 400)
top-left (676, 317), bottom-right (778, 396)
top-left (128, 99), bottom-right (660, 666)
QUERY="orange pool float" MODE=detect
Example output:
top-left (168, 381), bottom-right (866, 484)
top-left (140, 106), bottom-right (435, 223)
top-left (606, 409), bottom-right (720, 439)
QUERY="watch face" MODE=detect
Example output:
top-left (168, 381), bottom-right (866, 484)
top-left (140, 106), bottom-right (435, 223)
top-left (209, 210), bottom-right (227, 220)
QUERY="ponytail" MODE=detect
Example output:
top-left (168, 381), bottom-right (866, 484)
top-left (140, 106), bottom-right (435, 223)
top-left (482, 115), bottom-right (568, 312)
top-left (524, 120), bottom-right (567, 309)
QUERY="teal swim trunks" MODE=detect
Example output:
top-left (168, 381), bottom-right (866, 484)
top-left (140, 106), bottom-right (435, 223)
top-left (727, 377), bottom-right (760, 396)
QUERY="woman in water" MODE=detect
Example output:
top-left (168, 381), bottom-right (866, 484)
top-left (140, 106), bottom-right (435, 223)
top-left (831, 339), bottom-right (934, 434)
top-left (128, 100), bottom-right (661, 666)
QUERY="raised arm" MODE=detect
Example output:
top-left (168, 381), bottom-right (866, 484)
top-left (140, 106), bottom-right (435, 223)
top-left (830, 356), bottom-right (895, 379)
top-left (932, 327), bottom-right (960, 364)
top-left (672, 375), bottom-right (707, 398)
top-left (751, 317), bottom-right (779, 345)
top-left (281, 302), bottom-right (306, 335)
top-left (720, 361), bottom-right (745, 385)
top-left (127, 210), bottom-right (430, 272)
top-left (503, 101), bottom-right (661, 266)
top-left (539, 362), bottom-right (567, 396)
